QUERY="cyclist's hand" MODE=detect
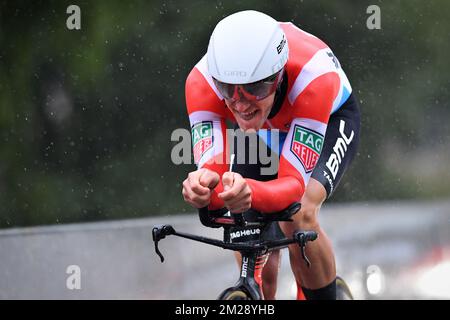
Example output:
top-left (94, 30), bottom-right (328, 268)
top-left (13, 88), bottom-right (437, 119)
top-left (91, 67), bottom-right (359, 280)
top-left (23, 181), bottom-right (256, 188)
top-left (182, 169), bottom-right (220, 208)
top-left (218, 172), bottom-right (252, 213)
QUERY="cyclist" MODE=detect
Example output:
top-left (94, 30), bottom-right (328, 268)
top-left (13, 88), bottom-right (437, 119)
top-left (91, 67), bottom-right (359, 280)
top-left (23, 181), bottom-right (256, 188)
top-left (182, 10), bottom-right (360, 300)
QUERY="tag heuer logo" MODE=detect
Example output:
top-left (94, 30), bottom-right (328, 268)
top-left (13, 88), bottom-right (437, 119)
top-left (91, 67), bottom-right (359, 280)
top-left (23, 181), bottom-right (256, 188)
top-left (192, 121), bottom-right (213, 163)
top-left (290, 125), bottom-right (323, 172)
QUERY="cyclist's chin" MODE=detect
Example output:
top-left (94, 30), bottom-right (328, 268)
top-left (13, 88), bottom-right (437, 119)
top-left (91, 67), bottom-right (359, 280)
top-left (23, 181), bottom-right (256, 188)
top-left (235, 113), bottom-right (265, 131)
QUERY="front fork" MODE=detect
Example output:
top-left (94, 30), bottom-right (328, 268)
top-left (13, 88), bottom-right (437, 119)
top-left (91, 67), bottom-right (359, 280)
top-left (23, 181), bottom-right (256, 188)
top-left (232, 251), bottom-right (269, 300)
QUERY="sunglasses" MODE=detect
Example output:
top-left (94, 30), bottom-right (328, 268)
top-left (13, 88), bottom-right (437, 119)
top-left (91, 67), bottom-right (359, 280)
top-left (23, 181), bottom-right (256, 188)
top-left (213, 70), bottom-right (283, 101)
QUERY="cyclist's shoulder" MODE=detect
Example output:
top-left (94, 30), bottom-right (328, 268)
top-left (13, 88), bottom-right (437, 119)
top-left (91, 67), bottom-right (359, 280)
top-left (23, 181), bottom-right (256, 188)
top-left (185, 55), bottom-right (226, 114)
top-left (281, 22), bottom-right (344, 87)
top-left (186, 55), bottom-right (212, 90)
top-left (280, 22), bottom-right (329, 48)
top-left (280, 22), bottom-right (331, 68)
top-left (280, 22), bottom-right (346, 113)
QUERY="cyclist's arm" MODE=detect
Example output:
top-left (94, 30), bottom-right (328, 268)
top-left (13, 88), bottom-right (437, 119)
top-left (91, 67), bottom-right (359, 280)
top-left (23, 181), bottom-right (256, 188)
top-left (245, 72), bottom-right (340, 213)
top-left (185, 65), bottom-right (230, 210)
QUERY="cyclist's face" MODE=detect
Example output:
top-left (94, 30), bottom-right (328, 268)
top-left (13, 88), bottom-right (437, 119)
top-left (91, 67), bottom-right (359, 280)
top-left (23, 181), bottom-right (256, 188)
top-left (224, 92), bottom-right (276, 131)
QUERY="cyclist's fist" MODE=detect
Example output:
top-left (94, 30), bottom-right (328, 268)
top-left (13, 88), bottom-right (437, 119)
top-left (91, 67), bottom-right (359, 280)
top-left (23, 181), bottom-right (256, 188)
top-left (182, 169), bottom-right (220, 208)
top-left (218, 172), bottom-right (252, 213)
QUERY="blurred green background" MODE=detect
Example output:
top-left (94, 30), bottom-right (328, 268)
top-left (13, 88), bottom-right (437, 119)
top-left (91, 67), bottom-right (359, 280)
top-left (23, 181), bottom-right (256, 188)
top-left (1, 0), bottom-right (449, 228)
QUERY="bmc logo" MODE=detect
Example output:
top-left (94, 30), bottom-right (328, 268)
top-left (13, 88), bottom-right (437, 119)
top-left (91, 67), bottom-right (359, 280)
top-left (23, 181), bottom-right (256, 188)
top-left (277, 35), bottom-right (286, 54)
top-left (241, 257), bottom-right (249, 278)
top-left (326, 120), bottom-right (354, 179)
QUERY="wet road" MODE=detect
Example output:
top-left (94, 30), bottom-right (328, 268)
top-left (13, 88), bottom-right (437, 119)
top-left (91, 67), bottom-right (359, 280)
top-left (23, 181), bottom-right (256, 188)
top-left (0, 200), bottom-right (449, 299)
top-left (160, 200), bottom-right (450, 300)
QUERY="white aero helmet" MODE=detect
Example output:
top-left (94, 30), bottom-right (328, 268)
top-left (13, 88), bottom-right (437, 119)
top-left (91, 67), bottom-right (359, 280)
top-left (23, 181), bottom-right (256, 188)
top-left (207, 10), bottom-right (289, 85)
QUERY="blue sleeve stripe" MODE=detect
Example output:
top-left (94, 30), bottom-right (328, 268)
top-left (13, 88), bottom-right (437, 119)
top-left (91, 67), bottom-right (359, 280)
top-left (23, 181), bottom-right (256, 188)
top-left (332, 85), bottom-right (351, 114)
top-left (257, 130), bottom-right (288, 155)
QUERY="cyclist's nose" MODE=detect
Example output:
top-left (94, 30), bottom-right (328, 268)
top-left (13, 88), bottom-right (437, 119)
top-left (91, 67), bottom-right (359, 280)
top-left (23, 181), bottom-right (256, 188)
top-left (234, 98), bottom-right (252, 112)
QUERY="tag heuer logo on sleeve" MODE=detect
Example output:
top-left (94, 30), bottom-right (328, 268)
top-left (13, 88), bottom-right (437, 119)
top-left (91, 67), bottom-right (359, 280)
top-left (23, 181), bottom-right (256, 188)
top-left (290, 125), bottom-right (324, 173)
top-left (192, 121), bottom-right (213, 163)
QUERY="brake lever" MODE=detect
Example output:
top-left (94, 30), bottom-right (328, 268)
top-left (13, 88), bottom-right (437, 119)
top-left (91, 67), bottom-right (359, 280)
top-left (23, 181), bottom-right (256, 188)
top-left (294, 231), bottom-right (318, 268)
top-left (297, 233), bottom-right (311, 268)
top-left (152, 225), bottom-right (175, 263)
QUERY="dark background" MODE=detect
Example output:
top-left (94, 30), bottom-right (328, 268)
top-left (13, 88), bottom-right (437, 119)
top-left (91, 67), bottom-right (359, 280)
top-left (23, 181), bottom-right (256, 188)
top-left (1, 0), bottom-right (449, 228)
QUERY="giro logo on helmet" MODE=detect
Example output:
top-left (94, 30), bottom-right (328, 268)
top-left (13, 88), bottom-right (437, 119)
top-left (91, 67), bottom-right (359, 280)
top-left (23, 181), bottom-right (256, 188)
top-left (224, 70), bottom-right (247, 77)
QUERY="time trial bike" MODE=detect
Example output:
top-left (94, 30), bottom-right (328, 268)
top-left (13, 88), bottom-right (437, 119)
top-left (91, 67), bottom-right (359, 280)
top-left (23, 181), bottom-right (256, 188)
top-left (153, 202), bottom-right (354, 300)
